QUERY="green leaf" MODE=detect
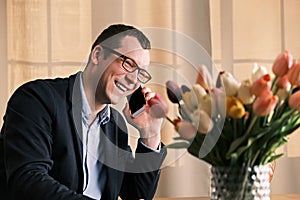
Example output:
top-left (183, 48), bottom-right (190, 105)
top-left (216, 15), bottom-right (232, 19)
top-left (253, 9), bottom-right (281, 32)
top-left (166, 141), bottom-right (190, 149)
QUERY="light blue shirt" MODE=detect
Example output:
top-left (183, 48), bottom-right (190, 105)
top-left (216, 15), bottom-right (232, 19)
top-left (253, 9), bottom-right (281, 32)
top-left (79, 73), bottom-right (161, 199)
top-left (79, 73), bottom-right (109, 199)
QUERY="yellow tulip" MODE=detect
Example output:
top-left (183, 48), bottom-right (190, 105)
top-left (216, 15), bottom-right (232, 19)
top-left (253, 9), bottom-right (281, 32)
top-left (226, 96), bottom-right (246, 119)
top-left (182, 91), bottom-right (198, 112)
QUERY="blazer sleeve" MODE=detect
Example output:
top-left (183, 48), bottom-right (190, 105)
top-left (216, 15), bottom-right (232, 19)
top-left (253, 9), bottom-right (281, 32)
top-left (2, 81), bottom-right (92, 200)
top-left (119, 139), bottom-right (167, 200)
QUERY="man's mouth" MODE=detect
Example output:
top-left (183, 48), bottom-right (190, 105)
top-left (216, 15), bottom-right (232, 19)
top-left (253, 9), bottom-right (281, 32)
top-left (115, 81), bottom-right (128, 92)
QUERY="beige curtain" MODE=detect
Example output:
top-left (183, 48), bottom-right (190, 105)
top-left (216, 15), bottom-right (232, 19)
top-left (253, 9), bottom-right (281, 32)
top-left (5, 0), bottom-right (92, 96)
top-left (1, 0), bottom-right (299, 198)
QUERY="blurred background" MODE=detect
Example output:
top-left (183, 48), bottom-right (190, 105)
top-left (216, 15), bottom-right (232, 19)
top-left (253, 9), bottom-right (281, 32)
top-left (1, 0), bottom-right (300, 198)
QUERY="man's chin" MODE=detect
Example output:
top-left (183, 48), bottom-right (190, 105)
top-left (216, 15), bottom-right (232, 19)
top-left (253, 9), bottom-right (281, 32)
top-left (110, 95), bottom-right (124, 105)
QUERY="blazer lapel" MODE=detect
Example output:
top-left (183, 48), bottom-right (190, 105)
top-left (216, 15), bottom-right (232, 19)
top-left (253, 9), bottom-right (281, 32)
top-left (68, 72), bottom-right (85, 192)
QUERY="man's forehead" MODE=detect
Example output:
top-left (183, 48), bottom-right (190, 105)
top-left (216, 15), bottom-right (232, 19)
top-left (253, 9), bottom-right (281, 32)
top-left (119, 36), bottom-right (144, 52)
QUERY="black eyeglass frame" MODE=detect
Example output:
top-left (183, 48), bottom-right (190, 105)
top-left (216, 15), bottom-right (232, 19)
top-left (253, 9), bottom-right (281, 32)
top-left (102, 46), bottom-right (152, 84)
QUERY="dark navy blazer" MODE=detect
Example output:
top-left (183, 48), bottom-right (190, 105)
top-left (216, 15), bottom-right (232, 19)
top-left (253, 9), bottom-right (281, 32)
top-left (0, 72), bottom-right (166, 200)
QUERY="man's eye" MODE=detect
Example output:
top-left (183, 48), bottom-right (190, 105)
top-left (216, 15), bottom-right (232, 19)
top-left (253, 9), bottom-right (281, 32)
top-left (124, 60), bottom-right (136, 69)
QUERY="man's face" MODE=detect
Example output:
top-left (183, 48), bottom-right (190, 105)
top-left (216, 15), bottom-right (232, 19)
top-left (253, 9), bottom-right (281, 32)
top-left (96, 36), bottom-right (150, 105)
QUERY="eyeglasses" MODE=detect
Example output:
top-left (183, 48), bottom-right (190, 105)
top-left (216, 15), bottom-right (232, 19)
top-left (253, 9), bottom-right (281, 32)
top-left (102, 46), bottom-right (152, 84)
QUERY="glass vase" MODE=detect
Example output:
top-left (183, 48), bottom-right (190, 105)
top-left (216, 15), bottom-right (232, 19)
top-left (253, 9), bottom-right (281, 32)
top-left (210, 165), bottom-right (270, 200)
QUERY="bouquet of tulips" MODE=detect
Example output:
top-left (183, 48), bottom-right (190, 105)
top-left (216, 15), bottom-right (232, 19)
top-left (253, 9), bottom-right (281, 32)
top-left (165, 51), bottom-right (300, 168)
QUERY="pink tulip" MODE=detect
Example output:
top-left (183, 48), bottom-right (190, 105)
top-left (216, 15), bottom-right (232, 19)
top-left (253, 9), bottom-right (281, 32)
top-left (272, 51), bottom-right (293, 77)
top-left (210, 88), bottom-right (226, 118)
top-left (253, 92), bottom-right (278, 116)
top-left (147, 93), bottom-right (169, 118)
top-left (287, 61), bottom-right (300, 86)
top-left (288, 90), bottom-right (300, 111)
top-left (196, 64), bottom-right (213, 92)
top-left (250, 74), bottom-right (271, 97)
top-left (275, 75), bottom-right (291, 90)
top-left (174, 119), bottom-right (197, 140)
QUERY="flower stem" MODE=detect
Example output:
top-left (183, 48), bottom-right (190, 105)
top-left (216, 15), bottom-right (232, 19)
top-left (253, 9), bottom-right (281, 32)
top-left (165, 116), bottom-right (175, 125)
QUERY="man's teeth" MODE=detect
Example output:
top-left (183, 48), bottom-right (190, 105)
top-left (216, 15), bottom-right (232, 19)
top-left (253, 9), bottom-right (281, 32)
top-left (115, 81), bottom-right (127, 92)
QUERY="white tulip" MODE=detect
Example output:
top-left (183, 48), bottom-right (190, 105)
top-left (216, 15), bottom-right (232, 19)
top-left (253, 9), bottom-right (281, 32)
top-left (193, 109), bottom-right (213, 133)
top-left (252, 63), bottom-right (268, 82)
top-left (237, 79), bottom-right (255, 105)
top-left (219, 71), bottom-right (240, 97)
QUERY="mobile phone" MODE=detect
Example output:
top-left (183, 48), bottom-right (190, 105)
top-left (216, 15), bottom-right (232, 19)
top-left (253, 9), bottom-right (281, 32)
top-left (127, 86), bottom-right (146, 118)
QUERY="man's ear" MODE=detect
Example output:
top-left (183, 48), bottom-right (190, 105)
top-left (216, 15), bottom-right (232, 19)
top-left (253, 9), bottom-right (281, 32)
top-left (91, 45), bottom-right (102, 65)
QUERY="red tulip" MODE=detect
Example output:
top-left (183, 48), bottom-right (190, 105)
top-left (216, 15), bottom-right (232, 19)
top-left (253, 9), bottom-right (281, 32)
top-left (147, 93), bottom-right (169, 118)
top-left (287, 61), bottom-right (300, 86)
top-left (272, 50), bottom-right (293, 77)
top-left (288, 90), bottom-right (300, 111)
top-left (253, 92), bottom-right (278, 116)
top-left (250, 74), bottom-right (271, 97)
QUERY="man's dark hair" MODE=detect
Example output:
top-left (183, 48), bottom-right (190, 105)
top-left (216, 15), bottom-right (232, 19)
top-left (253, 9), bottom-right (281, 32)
top-left (91, 24), bottom-right (151, 52)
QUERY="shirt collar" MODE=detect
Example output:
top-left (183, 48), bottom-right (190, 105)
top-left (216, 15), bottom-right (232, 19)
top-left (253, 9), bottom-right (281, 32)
top-left (79, 72), bottom-right (110, 125)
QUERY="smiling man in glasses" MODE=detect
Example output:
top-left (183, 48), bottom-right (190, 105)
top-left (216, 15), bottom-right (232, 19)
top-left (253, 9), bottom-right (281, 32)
top-left (0, 24), bottom-right (167, 200)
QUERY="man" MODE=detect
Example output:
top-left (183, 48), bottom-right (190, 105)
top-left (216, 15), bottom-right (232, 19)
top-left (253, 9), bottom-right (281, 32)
top-left (0, 24), bottom-right (166, 200)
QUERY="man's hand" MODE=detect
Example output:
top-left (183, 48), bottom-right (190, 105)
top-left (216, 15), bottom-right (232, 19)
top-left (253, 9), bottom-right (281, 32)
top-left (123, 87), bottom-right (168, 149)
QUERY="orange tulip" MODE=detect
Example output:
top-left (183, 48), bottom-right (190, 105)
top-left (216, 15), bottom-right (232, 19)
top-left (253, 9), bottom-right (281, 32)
top-left (253, 92), bottom-right (278, 116)
top-left (272, 50), bottom-right (293, 77)
top-left (250, 74), bottom-right (271, 97)
top-left (287, 61), bottom-right (300, 86)
top-left (288, 90), bottom-right (300, 111)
